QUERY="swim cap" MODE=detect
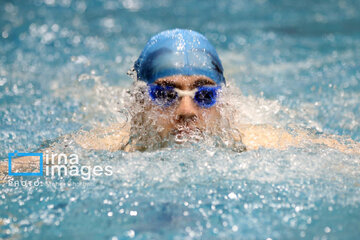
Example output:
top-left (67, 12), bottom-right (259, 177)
top-left (134, 29), bottom-right (225, 84)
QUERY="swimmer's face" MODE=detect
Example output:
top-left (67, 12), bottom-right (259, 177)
top-left (149, 75), bottom-right (221, 141)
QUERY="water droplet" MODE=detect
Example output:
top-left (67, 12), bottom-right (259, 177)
top-left (127, 230), bottom-right (135, 238)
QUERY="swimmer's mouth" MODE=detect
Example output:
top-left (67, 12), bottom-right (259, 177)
top-left (172, 125), bottom-right (200, 135)
top-left (171, 126), bottom-right (203, 143)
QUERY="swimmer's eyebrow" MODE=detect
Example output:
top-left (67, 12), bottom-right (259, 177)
top-left (156, 78), bottom-right (216, 89)
top-left (192, 78), bottom-right (216, 88)
top-left (156, 80), bottom-right (180, 88)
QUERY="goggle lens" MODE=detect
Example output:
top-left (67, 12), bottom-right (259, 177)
top-left (148, 85), bottom-right (178, 106)
top-left (194, 86), bottom-right (218, 108)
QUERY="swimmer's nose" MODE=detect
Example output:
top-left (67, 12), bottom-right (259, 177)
top-left (175, 96), bottom-right (198, 123)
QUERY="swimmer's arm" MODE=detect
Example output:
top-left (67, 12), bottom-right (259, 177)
top-left (0, 127), bottom-right (128, 183)
top-left (0, 125), bottom-right (129, 182)
top-left (235, 124), bottom-right (298, 150)
top-left (0, 123), bottom-right (131, 182)
top-left (236, 124), bottom-right (360, 154)
top-left (74, 122), bottom-right (131, 152)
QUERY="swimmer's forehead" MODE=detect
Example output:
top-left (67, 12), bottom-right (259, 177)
top-left (154, 75), bottom-right (216, 89)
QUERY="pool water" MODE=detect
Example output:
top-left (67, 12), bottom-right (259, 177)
top-left (1, 0), bottom-right (360, 239)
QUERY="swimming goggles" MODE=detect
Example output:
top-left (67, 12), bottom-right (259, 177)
top-left (148, 84), bottom-right (221, 108)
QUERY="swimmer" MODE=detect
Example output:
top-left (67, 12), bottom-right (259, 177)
top-left (1, 29), bottom-right (359, 180)
top-left (75, 29), bottom-right (360, 153)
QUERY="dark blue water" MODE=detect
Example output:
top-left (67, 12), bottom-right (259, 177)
top-left (1, 0), bottom-right (360, 239)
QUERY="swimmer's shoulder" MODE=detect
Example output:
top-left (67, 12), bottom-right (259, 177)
top-left (75, 122), bottom-right (131, 152)
top-left (233, 124), bottom-right (299, 150)
top-left (234, 123), bottom-right (360, 154)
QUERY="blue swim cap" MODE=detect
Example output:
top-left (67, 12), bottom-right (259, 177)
top-left (134, 29), bottom-right (225, 85)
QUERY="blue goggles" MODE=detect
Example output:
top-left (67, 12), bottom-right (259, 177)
top-left (148, 84), bottom-right (221, 108)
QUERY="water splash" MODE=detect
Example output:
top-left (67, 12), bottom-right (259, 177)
top-left (1, 0), bottom-right (360, 239)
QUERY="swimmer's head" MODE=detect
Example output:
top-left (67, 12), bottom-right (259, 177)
top-left (134, 29), bottom-right (225, 85)
top-left (130, 29), bottom-right (229, 146)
